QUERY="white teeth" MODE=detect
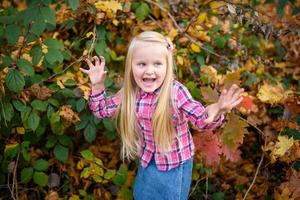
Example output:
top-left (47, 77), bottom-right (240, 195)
top-left (143, 78), bottom-right (155, 82)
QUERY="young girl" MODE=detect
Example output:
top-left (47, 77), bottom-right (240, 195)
top-left (81, 31), bottom-right (244, 200)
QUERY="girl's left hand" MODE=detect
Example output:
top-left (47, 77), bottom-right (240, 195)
top-left (204, 84), bottom-right (244, 123)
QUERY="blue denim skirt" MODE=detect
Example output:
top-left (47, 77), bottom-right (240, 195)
top-left (133, 157), bottom-right (193, 200)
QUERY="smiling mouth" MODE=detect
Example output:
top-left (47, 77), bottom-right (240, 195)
top-left (142, 78), bottom-right (156, 82)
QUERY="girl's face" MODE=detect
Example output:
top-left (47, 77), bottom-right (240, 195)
top-left (131, 41), bottom-right (167, 93)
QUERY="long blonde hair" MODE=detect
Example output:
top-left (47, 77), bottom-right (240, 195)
top-left (116, 31), bottom-right (175, 161)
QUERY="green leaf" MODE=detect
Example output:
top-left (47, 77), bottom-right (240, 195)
top-left (292, 7), bottom-right (300, 15)
top-left (33, 159), bottom-right (49, 171)
top-left (104, 169), bottom-right (116, 179)
top-left (76, 98), bottom-right (85, 112)
top-left (27, 111), bottom-right (40, 131)
top-left (33, 171), bottom-right (49, 187)
top-left (215, 36), bottom-right (228, 48)
top-left (12, 100), bottom-right (26, 112)
top-left (84, 123), bottom-right (96, 143)
top-left (21, 141), bottom-right (31, 161)
top-left (21, 167), bottom-right (34, 183)
top-left (50, 112), bottom-right (60, 124)
top-left (95, 39), bottom-right (106, 56)
top-left (135, 2), bottom-right (150, 21)
top-left (46, 135), bottom-right (57, 149)
top-left (112, 166), bottom-right (128, 186)
top-left (31, 100), bottom-right (48, 111)
top-left (58, 135), bottom-right (72, 146)
top-left (40, 6), bottom-right (56, 25)
top-left (45, 48), bottom-right (63, 64)
top-left (16, 59), bottom-right (34, 76)
top-left (21, 107), bottom-right (32, 122)
top-left (277, 0), bottom-right (288, 18)
top-left (196, 55), bottom-right (205, 66)
top-left (102, 118), bottom-right (115, 132)
top-left (30, 45), bottom-right (43, 65)
top-left (64, 79), bottom-right (76, 87)
top-left (54, 144), bottom-right (69, 163)
top-left (80, 149), bottom-right (94, 160)
top-left (44, 38), bottom-right (64, 49)
top-left (5, 69), bottom-right (25, 93)
top-left (5, 24), bottom-right (20, 45)
top-left (2, 102), bottom-right (14, 122)
top-left (212, 192), bottom-right (225, 200)
top-left (68, 0), bottom-right (80, 10)
top-left (31, 22), bottom-right (46, 36)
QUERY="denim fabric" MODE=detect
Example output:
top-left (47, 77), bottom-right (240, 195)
top-left (133, 157), bottom-right (193, 200)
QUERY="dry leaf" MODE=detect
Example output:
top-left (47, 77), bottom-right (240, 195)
top-left (221, 113), bottom-right (248, 150)
top-left (257, 83), bottom-right (284, 105)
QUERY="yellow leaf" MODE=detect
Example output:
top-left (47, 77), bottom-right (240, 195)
top-left (5, 143), bottom-right (19, 153)
top-left (76, 160), bottom-right (85, 170)
top-left (56, 71), bottom-right (75, 89)
top-left (42, 44), bottom-right (48, 54)
top-left (190, 42), bottom-right (201, 53)
top-left (210, 2), bottom-right (224, 14)
top-left (86, 32), bottom-right (94, 38)
top-left (112, 19), bottom-right (119, 26)
top-left (257, 83), bottom-right (284, 104)
top-left (197, 12), bottom-right (208, 24)
top-left (94, 1), bottom-right (122, 13)
top-left (200, 65), bottom-right (220, 84)
top-left (273, 136), bottom-right (294, 157)
top-left (168, 29), bottom-right (178, 41)
top-left (16, 127), bottom-right (25, 134)
top-left (78, 85), bottom-right (90, 100)
top-left (69, 195), bottom-right (80, 200)
top-left (177, 55), bottom-right (184, 65)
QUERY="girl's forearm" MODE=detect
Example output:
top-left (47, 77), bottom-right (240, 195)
top-left (205, 103), bottom-right (223, 122)
top-left (91, 83), bottom-right (105, 95)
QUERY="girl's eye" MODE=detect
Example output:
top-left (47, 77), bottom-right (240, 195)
top-left (138, 63), bottom-right (146, 67)
top-left (154, 62), bottom-right (162, 67)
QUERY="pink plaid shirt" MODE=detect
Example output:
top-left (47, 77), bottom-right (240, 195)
top-left (89, 80), bottom-right (224, 171)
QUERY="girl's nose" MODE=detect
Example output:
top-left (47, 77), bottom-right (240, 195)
top-left (145, 66), bottom-right (154, 75)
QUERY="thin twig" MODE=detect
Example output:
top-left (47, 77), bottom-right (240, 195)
top-left (205, 175), bottom-right (208, 200)
top-left (13, 153), bottom-right (20, 200)
top-left (239, 116), bottom-right (264, 136)
top-left (88, 24), bottom-right (97, 58)
top-left (188, 176), bottom-right (206, 198)
top-left (242, 154), bottom-right (264, 200)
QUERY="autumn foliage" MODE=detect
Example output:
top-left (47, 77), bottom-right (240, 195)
top-left (0, 0), bottom-right (299, 199)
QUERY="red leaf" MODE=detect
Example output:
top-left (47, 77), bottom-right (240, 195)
top-left (193, 130), bottom-right (222, 166)
top-left (236, 95), bottom-right (254, 111)
top-left (221, 144), bottom-right (241, 162)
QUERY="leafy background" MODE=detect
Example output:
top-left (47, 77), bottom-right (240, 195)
top-left (0, 0), bottom-right (299, 199)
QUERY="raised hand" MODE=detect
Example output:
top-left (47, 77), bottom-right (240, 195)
top-left (204, 84), bottom-right (244, 124)
top-left (81, 56), bottom-right (107, 94)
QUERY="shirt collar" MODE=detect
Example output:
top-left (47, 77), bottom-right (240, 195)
top-left (138, 87), bottom-right (161, 97)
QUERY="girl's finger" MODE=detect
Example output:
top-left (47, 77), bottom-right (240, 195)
top-left (231, 96), bottom-right (244, 108)
top-left (84, 58), bottom-right (94, 68)
top-left (93, 56), bottom-right (100, 66)
top-left (231, 88), bottom-right (244, 101)
top-left (80, 68), bottom-right (89, 74)
top-left (99, 56), bottom-right (105, 68)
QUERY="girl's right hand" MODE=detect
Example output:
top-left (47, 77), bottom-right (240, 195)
top-left (81, 56), bottom-right (107, 93)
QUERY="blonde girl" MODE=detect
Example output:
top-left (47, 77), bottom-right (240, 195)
top-left (81, 31), bottom-right (244, 200)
